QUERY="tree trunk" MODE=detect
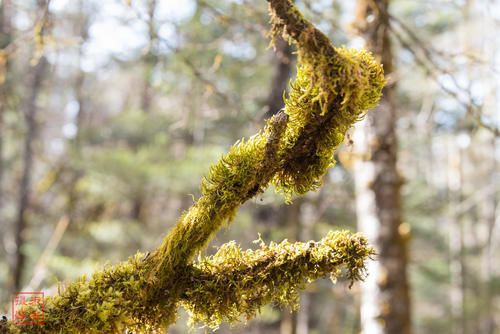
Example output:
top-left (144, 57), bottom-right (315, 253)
top-left (0, 0), bottom-right (12, 232)
top-left (13, 57), bottom-right (47, 290)
top-left (263, 36), bottom-right (293, 120)
top-left (352, 1), bottom-right (411, 333)
top-left (297, 200), bottom-right (317, 334)
top-left (129, 0), bottom-right (158, 224)
top-left (65, 0), bottom-right (91, 223)
top-left (0, 0), bottom-right (12, 306)
top-left (478, 138), bottom-right (497, 334)
top-left (140, 0), bottom-right (157, 115)
top-left (280, 201), bottom-right (300, 334)
top-left (446, 137), bottom-right (466, 334)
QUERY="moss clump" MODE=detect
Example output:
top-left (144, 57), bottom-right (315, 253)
top-left (2, 1), bottom-right (384, 333)
top-left (273, 50), bottom-right (385, 198)
top-left (266, 0), bottom-right (386, 199)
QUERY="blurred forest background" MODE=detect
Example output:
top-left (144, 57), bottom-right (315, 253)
top-left (0, 0), bottom-right (499, 333)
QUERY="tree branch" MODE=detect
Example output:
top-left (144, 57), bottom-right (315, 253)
top-left (182, 231), bottom-right (374, 330)
top-left (2, 1), bottom-right (385, 332)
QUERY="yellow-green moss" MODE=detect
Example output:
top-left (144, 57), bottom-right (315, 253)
top-left (266, 0), bottom-right (386, 200)
top-left (1, 1), bottom-right (385, 333)
top-left (182, 231), bottom-right (374, 330)
top-left (273, 47), bottom-right (385, 199)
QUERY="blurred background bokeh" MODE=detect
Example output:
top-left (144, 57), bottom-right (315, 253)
top-left (0, 0), bottom-right (499, 333)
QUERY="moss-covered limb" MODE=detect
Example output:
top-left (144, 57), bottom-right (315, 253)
top-left (0, 112), bottom-right (290, 334)
top-left (0, 231), bottom-right (373, 334)
top-left (0, 234), bottom-right (371, 334)
top-left (266, 0), bottom-right (342, 110)
top-left (151, 111), bottom-right (290, 275)
top-left (140, 111), bottom-right (291, 317)
top-left (263, 0), bottom-right (385, 198)
top-left (181, 231), bottom-right (374, 329)
top-left (267, 0), bottom-right (385, 114)
top-left (1, 253), bottom-right (161, 334)
top-left (1, 3), bottom-right (386, 333)
top-left (266, 0), bottom-right (335, 58)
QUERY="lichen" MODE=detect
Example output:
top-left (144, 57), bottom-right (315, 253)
top-left (1, 1), bottom-right (384, 333)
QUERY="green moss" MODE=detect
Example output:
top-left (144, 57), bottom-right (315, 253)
top-left (1, 1), bottom-right (384, 333)
top-left (272, 47), bottom-right (385, 200)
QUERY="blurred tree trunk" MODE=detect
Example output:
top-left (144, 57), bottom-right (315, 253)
top-left (478, 138), bottom-right (497, 334)
top-left (280, 312), bottom-right (297, 334)
top-left (246, 28), bottom-right (296, 334)
top-left (48, 0), bottom-right (92, 264)
top-left (64, 0), bottom-right (89, 226)
top-left (140, 0), bottom-right (157, 115)
top-left (263, 37), bottom-right (293, 120)
top-left (0, 0), bottom-right (12, 305)
top-left (352, 1), bottom-right (411, 334)
top-left (478, 20), bottom-right (499, 330)
top-left (296, 199), bottom-right (319, 334)
top-left (448, 2), bottom-right (470, 333)
top-left (260, 33), bottom-right (301, 334)
top-left (0, 1), bottom-right (11, 219)
top-left (280, 201), bottom-right (301, 334)
top-left (130, 0), bottom-right (158, 224)
top-left (13, 57), bottom-right (47, 290)
top-left (0, 0), bottom-right (12, 224)
top-left (446, 137), bottom-right (466, 334)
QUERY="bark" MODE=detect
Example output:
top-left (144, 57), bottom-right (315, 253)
top-left (13, 57), bottom-right (47, 290)
top-left (0, 86), bottom-right (3, 223)
top-left (352, 1), bottom-right (411, 333)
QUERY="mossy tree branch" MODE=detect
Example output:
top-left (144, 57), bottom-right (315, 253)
top-left (182, 231), bottom-right (374, 329)
top-left (1, 0), bottom-right (385, 333)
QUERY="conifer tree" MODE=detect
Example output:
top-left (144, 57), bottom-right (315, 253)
top-left (0, 0), bottom-right (386, 332)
